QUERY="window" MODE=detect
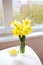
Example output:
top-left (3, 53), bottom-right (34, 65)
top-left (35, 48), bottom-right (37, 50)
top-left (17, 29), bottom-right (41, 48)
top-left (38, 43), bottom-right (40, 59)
top-left (12, 0), bottom-right (30, 21)
top-left (31, 0), bottom-right (43, 25)
top-left (12, 0), bottom-right (43, 25)
top-left (0, 0), bottom-right (43, 34)
top-left (12, 0), bottom-right (43, 32)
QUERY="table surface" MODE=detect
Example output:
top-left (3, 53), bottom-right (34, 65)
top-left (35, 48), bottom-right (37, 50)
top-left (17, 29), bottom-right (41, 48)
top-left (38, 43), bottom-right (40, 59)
top-left (0, 46), bottom-right (42, 65)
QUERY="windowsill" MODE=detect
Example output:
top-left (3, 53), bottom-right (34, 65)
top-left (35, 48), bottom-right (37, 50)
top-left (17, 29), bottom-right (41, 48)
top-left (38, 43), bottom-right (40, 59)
top-left (0, 31), bottom-right (43, 42)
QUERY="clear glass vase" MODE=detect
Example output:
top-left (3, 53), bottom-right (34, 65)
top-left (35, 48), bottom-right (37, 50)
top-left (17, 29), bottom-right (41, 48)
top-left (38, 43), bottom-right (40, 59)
top-left (19, 35), bottom-right (25, 54)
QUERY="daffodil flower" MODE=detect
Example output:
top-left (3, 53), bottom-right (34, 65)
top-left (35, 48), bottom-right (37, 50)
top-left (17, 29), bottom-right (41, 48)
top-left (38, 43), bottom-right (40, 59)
top-left (11, 18), bottom-right (32, 37)
top-left (22, 18), bottom-right (31, 25)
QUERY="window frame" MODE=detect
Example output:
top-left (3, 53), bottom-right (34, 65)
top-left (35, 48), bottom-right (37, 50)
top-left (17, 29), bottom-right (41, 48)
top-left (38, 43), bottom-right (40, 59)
top-left (0, 0), bottom-right (43, 35)
top-left (0, 0), bottom-right (12, 34)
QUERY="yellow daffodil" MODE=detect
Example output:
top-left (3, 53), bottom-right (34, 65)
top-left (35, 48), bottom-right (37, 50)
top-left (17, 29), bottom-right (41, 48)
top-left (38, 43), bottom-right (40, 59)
top-left (11, 18), bottom-right (32, 37)
top-left (22, 26), bottom-right (32, 35)
top-left (13, 28), bottom-right (20, 36)
top-left (10, 20), bottom-right (18, 26)
top-left (22, 18), bottom-right (31, 25)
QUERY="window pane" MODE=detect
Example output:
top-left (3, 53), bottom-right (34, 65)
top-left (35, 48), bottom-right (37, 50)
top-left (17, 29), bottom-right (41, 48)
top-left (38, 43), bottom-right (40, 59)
top-left (12, 0), bottom-right (30, 21)
top-left (31, 0), bottom-right (43, 25)
top-left (12, 0), bottom-right (43, 26)
top-left (0, 0), bottom-right (4, 27)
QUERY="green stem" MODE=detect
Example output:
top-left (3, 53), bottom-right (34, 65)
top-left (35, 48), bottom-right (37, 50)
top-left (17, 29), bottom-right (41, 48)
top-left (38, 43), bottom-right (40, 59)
top-left (19, 35), bottom-right (25, 54)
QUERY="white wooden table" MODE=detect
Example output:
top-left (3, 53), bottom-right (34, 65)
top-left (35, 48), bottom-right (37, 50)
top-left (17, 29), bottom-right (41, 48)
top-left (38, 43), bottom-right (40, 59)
top-left (0, 46), bottom-right (42, 65)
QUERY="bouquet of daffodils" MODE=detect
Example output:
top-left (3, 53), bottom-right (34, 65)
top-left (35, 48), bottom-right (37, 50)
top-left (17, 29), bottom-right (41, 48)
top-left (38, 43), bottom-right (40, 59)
top-left (11, 18), bottom-right (32, 54)
top-left (11, 18), bottom-right (32, 37)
